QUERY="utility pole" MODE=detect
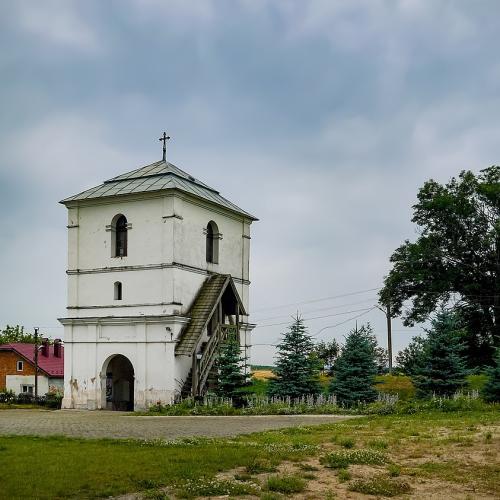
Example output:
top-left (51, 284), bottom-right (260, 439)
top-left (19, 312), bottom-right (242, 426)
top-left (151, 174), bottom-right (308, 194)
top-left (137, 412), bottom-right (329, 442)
top-left (386, 304), bottom-right (393, 374)
top-left (34, 327), bottom-right (39, 399)
top-left (376, 304), bottom-right (393, 374)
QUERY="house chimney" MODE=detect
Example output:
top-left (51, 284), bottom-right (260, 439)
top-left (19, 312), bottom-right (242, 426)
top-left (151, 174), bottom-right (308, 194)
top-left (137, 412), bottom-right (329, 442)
top-left (41, 338), bottom-right (50, 357)
top-left (54, 339), bottom-right (62, 358)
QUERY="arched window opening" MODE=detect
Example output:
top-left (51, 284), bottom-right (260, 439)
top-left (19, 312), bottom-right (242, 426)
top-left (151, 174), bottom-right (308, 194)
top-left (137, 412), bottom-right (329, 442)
top-left (115, 215), bottom-right (128, 257)
top-left (206, 221), bottom-right (219, 264)
top-left (114, 281), bottom-right (122, 300)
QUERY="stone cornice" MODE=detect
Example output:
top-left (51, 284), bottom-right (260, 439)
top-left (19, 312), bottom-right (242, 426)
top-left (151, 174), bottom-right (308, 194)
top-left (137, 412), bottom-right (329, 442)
top-left (67, 301), bottom-right (183, 310)
top-left (58, 314), bottom-right (190, 326)
top-left (62, 190), bottom-right (255, 224)
top-left (66, 262), bottom-right (251, 285)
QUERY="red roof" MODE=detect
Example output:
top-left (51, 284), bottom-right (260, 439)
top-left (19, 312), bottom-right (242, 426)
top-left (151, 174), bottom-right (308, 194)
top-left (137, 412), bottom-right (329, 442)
top-left (0, 343), bottom-right (64, 377)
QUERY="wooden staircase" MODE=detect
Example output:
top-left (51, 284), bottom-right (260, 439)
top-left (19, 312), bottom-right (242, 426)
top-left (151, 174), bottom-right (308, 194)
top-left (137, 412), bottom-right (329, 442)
top-left (179, 325), bottom-right (238, 398)
top-left (175, 273), bottom-right (245, 398)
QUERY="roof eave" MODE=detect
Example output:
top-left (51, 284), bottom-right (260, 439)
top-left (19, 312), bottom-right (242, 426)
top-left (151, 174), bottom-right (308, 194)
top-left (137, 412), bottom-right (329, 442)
top-left (60, 186), bottom-right (259, 221)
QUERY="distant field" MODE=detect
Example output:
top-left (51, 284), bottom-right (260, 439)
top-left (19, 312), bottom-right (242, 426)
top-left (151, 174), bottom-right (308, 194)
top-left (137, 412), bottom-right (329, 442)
top-left (251, 369), bottom-right (275, 380)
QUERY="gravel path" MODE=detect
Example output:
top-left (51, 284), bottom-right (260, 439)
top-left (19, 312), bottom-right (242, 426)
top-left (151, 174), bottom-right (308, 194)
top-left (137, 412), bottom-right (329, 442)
top-left (0, 409), bottom-right (354, 440)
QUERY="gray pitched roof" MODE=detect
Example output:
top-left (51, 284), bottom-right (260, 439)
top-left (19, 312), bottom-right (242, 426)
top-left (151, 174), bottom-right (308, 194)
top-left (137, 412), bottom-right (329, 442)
top-left (60, 160), bottom-right (257, 220)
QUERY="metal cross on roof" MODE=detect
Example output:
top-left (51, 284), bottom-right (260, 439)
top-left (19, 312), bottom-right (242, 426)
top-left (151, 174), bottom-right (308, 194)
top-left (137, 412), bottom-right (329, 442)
top-left (159, 132), bottom-right (170, 161)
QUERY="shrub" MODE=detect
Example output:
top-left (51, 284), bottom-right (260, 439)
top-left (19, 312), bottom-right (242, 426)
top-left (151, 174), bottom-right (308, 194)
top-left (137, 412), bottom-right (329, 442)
top-left (0, 389), bottom-right (16, 404)
top-left (321, 449), bottom-right (386, 469)
top-left (338, 437), bottom-right (355, 449)
top-left (387, 464), bottom-right (401, 477)
top-left (349, 477), bottom-right (411, 496)
top-left (175, 478), bottom-right (257, 498)
top-left (45, 391), bottom-right (63, 409)
top-left (368, 439), bottom-right (389, 450)
top-left (266, 475), bottom-right (306, 494)
top-left (375, 374), bottom-right (415, 401)
top-left (337, 468), bottom-right (351, 482)
top-left (246, 458), bottom-right (277, 474)
top-left (466, 374), bottom-right (489, 392)
top-left (482, 351), bottom-right (500, 403)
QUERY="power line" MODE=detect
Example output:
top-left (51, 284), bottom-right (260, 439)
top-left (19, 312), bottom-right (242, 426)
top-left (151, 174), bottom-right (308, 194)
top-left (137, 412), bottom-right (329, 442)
top-left (254, 307), bottom-right (375, 329)
top-left (252, 307), bottom-right (378, 347)
top-left (252, 297), bottom-right (378, 322)
top-left (252, 287), bottom-right (381, 313)
top-left (311, 307), bottom-right (377, 338)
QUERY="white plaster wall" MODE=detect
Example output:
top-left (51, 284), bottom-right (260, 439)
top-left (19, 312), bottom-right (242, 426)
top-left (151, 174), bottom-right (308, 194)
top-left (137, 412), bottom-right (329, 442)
top-left (69, 196), bottom-right (165, 270)
top-left (173, 195), bottom-right (251, 280)
top-left (67, 268), bottom-right (176, 317)
top-left (6, 375), bottom-right (49, 395)
top-left (61, 319), bottom-right (188, 410)
top-left (66, 193), bottom-right (252, 315)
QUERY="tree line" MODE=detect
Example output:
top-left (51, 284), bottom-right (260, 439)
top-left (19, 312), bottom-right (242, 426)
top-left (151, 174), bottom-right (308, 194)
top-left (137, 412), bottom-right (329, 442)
top-left (216, 166), bottom-right (500, 405)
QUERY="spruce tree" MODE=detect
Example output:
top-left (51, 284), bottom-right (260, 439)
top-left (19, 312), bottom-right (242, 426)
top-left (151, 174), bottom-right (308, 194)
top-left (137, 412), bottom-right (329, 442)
top-left (396, 336), bottom-right (427, 376)
top-left (412, 310), bottom-right (469, 398)
top-left (329, 324), bottom-right (378, 406)
top-left (268, 317), bottom-right (321, 398)
top-left (482, 350), bottom-right (500, 403)
top-left (216, 333), bottom-right (247, 400)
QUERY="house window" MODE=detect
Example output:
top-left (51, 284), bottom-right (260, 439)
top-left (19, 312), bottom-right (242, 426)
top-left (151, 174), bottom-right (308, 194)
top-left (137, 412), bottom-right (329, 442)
top-left (112, 214), bottom-right (128, 257)
top-left (21, 385), bottom-right (34, 394)
top-left (114, 281), bottom-right (122, 300)
top-left (206, 221), bottom-right (219, 264)
top-left (17, 360), bottom-right (23, 372)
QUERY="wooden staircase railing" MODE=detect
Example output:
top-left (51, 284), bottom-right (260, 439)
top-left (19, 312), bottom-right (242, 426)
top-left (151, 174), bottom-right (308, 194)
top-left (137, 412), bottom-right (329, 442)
top-left (193, 324), bottom-right (238, 396)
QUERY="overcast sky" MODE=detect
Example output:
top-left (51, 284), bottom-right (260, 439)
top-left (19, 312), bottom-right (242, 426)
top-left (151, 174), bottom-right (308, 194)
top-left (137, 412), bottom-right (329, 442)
top-left (1, 1), bottom-right (499, 365)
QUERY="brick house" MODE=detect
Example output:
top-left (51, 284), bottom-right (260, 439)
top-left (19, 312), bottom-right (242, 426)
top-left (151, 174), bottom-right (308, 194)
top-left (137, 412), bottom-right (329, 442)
top-left (0, 340), bottom-right (64, 395)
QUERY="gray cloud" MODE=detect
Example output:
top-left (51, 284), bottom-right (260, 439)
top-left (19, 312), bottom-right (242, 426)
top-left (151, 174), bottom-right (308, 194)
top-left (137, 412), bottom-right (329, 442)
top-left (1, 1), bottom-right (499, 363)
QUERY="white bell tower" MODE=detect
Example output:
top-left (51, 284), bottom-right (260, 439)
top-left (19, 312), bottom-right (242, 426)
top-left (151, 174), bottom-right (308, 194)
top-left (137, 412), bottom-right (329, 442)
top-left (60, 140), bottom-right (257, 410)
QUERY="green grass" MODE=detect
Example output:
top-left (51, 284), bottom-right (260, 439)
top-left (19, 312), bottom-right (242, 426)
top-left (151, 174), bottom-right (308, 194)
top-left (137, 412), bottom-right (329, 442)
top-left (0, 434), bottom-right (310, 499)
top-left (266, 474), bottom-right (306, 494)
top-left (0, 407), bottom-right (499, 498)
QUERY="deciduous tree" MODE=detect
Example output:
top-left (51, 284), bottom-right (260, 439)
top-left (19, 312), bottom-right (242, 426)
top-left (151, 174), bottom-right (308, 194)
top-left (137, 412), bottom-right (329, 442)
top-left (379, 167), bottom-right (500, 367)
top-left (0, 325), bottom-right (36, 344)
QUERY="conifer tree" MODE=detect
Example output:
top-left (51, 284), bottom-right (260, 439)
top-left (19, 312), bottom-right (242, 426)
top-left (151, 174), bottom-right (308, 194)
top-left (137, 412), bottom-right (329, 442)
top-left (412, 310), bottom-right (469, 397)
top-left (216, 333), bottom-right (247, 400)
top-left (482, 350), bottom-right (500, 403)
top-left (329, 324), bottom-right (378, 406)
top-left (268, 317), bottom-right (321, 398)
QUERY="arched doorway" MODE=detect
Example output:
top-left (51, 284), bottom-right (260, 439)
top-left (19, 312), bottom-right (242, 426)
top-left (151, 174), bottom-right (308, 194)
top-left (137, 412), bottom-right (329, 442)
top-left (102, 355), bottom-right (134, 411)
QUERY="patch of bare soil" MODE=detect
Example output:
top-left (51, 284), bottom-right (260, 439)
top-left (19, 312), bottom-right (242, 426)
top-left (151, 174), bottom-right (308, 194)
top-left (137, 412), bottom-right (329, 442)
top-left (115, 423), bottom-right (499, 499)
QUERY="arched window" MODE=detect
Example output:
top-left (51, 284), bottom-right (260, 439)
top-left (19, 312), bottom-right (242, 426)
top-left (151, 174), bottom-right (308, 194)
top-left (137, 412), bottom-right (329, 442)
top-left (115, 215), bottom-right (127, 257)
top-left (114, 281), bottom-right (122, 300)
top-left (206, 221), bottom-right (219, 264)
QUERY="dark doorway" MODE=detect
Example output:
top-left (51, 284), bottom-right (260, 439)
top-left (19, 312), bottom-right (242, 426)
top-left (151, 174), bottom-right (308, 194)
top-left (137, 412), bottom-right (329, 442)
top-left (104, 354), bottom-right (134, 411)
